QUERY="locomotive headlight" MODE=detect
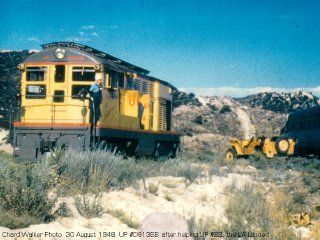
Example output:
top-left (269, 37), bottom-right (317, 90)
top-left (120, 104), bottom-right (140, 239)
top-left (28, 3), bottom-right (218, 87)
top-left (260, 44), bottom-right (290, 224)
top-left (55, 48), bottom-right (66, 59)
top-left (18, 63), bottom-right (25, 70)
top-left (94, 64), bottom-right (102, 71)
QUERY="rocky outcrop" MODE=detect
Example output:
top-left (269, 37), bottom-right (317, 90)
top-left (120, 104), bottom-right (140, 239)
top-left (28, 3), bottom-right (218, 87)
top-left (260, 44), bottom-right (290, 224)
top-left (237, 91), bottom-right (320, 113)
top-left (172, 90), bottom-right (319, 153)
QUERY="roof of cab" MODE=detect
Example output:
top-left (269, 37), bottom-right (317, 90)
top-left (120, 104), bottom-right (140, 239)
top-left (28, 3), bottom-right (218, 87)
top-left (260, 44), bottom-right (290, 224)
top-left (42, 42), bottom-right (150, 74)
top-left (24, 42), bottom-right (177, 90)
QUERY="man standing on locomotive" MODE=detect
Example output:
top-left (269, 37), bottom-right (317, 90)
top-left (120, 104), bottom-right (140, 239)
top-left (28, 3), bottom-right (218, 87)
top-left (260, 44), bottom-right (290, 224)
top-left (89, 78), bottom-right (103, 124)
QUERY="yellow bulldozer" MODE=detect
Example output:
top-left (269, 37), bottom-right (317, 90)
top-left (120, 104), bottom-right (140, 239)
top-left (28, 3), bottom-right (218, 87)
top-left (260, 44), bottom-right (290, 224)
top-left (226, 136), bottom-right (295, 160)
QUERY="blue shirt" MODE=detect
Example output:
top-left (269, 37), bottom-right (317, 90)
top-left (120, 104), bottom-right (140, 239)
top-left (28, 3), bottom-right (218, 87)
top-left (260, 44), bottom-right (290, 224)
top-left (90, 83), bottom-right (101, 93)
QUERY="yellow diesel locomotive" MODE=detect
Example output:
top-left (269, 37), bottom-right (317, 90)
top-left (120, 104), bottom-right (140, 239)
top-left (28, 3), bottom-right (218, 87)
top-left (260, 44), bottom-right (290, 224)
top-left (13, 42), bottom-right (179, 161)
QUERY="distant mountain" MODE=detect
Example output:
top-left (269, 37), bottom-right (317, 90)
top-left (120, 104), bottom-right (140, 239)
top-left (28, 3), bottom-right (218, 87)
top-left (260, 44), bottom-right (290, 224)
top-left (237, 91), bottom-right (320, 113)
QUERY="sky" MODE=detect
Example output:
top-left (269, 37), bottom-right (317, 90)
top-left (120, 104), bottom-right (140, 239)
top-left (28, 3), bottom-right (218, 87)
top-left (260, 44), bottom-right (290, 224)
top-left (1, 0), bottom-right (320, 97)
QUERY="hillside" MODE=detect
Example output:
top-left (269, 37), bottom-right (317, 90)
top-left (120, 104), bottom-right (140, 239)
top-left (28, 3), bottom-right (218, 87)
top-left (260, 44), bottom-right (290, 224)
top-left (0, 50), bottom-right (33, 128)
top-left (172, 90), bottom-right (320, 154)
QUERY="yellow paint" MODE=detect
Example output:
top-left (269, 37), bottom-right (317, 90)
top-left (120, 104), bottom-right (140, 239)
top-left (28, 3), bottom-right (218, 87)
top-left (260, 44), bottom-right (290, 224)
top-left (290, 213), bottom-right (310, 226)
top-left (152, 81), bottom-right (160, 131)
top-left (287, 139), bottom-right (295, 155)
top-left (140, 94), bottom-right (150, 130)
top-left (262, 139), bottom-right (277, 158)
top-left (228, 137), bottom-right (296, 159)
top-left (100, 89), bottom-right (139, 129)
top-left (106, 73), bottom-right (111, 88)
top-left (19, 62), bottom-right (171, 133)
top-left (120, 90), bottom-right (139, 118)
top-left (228, 137), bottom-right (262, 157)
top-left (21, 64), bottom-right (94, 124)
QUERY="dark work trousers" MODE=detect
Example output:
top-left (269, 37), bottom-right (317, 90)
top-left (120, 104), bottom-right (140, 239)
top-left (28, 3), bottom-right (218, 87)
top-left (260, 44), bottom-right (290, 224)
top-left (90, 92), bottom-right (102, 124)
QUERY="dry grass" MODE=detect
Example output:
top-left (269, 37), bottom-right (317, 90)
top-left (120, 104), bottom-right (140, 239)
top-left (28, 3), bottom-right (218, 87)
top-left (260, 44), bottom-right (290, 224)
top-left (106, 209), bottom-right (139, 229)
top-left (75, 193), bottom-right (104, 218)
top-left (223, 184), bottom-right (271, 233)
top-left (147, 182), bottom-right (159, 196)
top-left (268, 188), bottom-right (296, 239)
top-left (311, 221), bottom-right (320, 239)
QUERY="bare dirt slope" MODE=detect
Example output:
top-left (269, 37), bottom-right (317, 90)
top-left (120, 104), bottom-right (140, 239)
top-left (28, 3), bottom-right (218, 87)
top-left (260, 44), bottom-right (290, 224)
top-left (172, 91), bottom-right (320, 154)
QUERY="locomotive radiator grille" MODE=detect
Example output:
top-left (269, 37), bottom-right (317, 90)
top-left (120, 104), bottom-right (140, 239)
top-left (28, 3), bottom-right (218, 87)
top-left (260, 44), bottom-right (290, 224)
top-left (158, 99), bottom-right (172, 131)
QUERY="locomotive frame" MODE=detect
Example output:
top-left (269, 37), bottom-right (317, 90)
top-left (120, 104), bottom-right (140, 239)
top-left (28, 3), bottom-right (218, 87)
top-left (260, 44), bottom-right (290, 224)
top-left (13, 42), bottom-right (180, 161)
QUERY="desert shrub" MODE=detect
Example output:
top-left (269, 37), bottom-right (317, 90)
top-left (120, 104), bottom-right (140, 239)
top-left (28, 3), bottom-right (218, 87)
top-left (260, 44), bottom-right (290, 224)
top-left (176, 163), bottom-right (201, 186)
top-left (192, 115), bottom-right (203, 125)
top-left (0, 151), bottom-right (13, 165)
top-left (55, 202), bottom-right (72, 218)
top-left (208, 104), bottom-right (218, 112)
top-left (302, 174), bottom-right (313, 186)
top-left (106, 209), bottom-right (139, 229)
top-left (0, 208), bottom-right (42, 229)
top-left (113, 158), bottom-right (151, 189)
top-left (164, 193), bottom-right (174, 202)
top-left (111, 156), bottom-right (204, 188)
top-left (179, 149), bottom-right (217, 163)
top-left (178, 126), bottom-right (194, 137)
top-left (0, 160), bottom-right (55, 228)
top-left (219, 105), bottom-right (232, 113)
top-left (75, 193), bottom-right (103, 218)
top-left (268, 188), bottom-right (296, 239)
top-left (49, 149), bottom-right (121, 218)
top-left (147, 182), bottom-right (159, 195)
top-left (303, 173), bottom-right (319, 194)
top-left (292, 191), bottom-right (307, 204)
top-left (223, 184), bottom-right (271, 233)
top-left (57, 149), bottom-right (120, 194)
top-left (187, 215), bottom-right (219, 240)
top-left (248, 152), bottom-right (270, 169)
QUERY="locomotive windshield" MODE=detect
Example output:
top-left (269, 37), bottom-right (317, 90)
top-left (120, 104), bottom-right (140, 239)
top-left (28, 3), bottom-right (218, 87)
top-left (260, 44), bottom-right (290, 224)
top-left (26, 67), bottom-right (47, 81)
top-left (25, 84), bottom-right (46, 99)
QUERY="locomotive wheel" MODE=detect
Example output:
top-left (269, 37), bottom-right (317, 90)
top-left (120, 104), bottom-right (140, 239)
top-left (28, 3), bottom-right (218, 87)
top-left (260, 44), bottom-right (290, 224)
top-left (275, 137), bottom-right (290, 155)
top-left (226, 148), bottom-right (237, 161)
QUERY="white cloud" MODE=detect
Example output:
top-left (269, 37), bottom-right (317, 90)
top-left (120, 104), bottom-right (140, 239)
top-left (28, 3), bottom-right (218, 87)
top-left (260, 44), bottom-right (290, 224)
top-left (179, 86), bottom-right (320, 98)
top-left (92, 32), bottom-right (99, 37)
top-left (79, 31), bottom-right (85, 35)
top-left (27, 37), bottom-right (40, 43)
top-left (81, 25), bottom-right (95, 29)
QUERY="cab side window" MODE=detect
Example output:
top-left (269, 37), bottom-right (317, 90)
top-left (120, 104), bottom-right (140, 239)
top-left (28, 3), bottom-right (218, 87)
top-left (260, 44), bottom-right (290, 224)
top-left (106, 71), bottom-right (123, 89)
top-left (72, 67), bottom-right (95, 81)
